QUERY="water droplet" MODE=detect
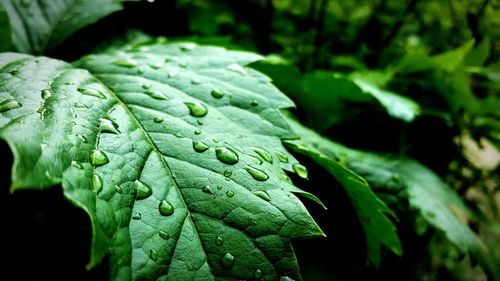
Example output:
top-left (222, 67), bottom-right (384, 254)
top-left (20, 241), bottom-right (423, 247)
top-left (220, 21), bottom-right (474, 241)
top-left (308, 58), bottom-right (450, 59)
top-left (74, 102), bottom-right (88, 108)
top-left (213, 138), bottom-right (220, 143)
top-left (149, 249), bottom-right (158, 261)
top-left (159, 230), bottom-right (170, 240)
top-left (254, 269), bottom-right (263, 279)
top-left (90, 149), bottom-right (109, 166)
top-left (41, 89), bottom-right (52, 99)
top-left (202, 185), bottom-right (214, 194)
top-left (146, 90), bottom-right (168, 100)
top-left (154, 116), bottom-right (164, 123)
top-left (215, 147), bottom-right (239, 165)
top-left (179, 43), bottom-right (196, 51)
top-left (174, 133), bottom-right (184, 138)
top-left (253, 190), bottom-right (271, 201)
top-left (194, 129), bottom-right (201, 135)
top-left (252, 147), bottom-right (273, 164)
top-left (92, 174), bottom-right (103, 193)
top-left (279, 276), bottom-right (295, 281)
top-left (77, 87), bottom-right (106, 99)
top-left (275, 151), bottom-right (289, 163)
top-left (250, 100), bottom-right (258, 107)
top-left (187, 264), bottom-right (194, 271)
top-left (292, 163), bottom-right (308, 179)
top-left (223, 170), bottom-right (232, 177)
top-left (216, 185), bottom-right (222, 190)
top-left (0, 99), bottom-right (22, 112)
top-left (71, 160), bottom-right (83, 169)
top-left (149, 62), bottom-right (163, 69)
top-left (185, 101), bottom-right (208, 117)
top-left (114, 185), bottom-right (123, 194)
top-left (159, 200), bottom-right (174, 216)
top-left (193, 141), bottom-right (209, 152)
top-left (142, 84), bottom-right (152, 89)
top-left (245, 166), bottom-right (269, 181)
top-left (179, 61), bottom-right (187, 68)
top-left (220, 252), bottom-right (235, 269)
top-left (167, 69), bottom-right (179, 78)
top-left (280, 172), bottom-right (290, 182)
top-left (137, 67), bottom-right (146, 74)
top-left (135, 180), bottom-right (152, 200)
top-left (226, 190), bottom-right (234, 198)
top-left (210, 88), bottom-right (224, 99)
top-left (132, 212), bottom-right (141, 220)
top-left (197, 119), bottom-right (203, 125)
top-left (191, 78), bottom-right (202, 85)
top-left (99, 118), bottom-right (120, 134)
top-left (112, 59), bottom-right (138, 68)
top-left (215, 236), bottom-right (223, 246)
top-left (226, 63), bottom-right (247, 75)
top-left (20, 0), bottom-right (31, 7)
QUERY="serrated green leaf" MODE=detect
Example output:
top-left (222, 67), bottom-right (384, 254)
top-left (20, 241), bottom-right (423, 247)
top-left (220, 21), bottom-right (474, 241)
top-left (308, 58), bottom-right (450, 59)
top-left (0, 42), bottom-right (323, 280)
top-left (283, 115), bottom-right (402, 266)
top-left (1, 0), bottom-right (124, 54)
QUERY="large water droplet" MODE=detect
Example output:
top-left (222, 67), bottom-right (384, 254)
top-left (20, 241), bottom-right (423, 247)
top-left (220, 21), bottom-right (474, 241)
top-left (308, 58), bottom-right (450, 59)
top-left (41, 89), bottom-right (52, 99)
top-left (159, 230), bottom-right (170, 240)
top-left (215, 147), bottom-right (239, 165)
top-left (215, 236), bottom-right (224, 246)
top-left (254, 269), bottom-right (263, 279)
top-left (77, 87), bottom-right (106, 99)
top-left (112, 59), bottom-right (138, 68)
top-left (275, 151), bottom-right (289, 163)
top-left (226, 63), bottom-right (247, 75)
top-left (71, 160), bottom-right (83, 169)
top-left (92, 174), bottom-right (103, 193)
top-left (149, 249), bottom-right (158, 261)
top-left (193, 141), bottom-right (209, 152)
top-left (226, 190), bottom-right (234, 198)
top-left (159, 200), bottom-right (174, 216)
top-left (114, 185), bottom-right (123, 194)
top-left (292, 163), bottom-right (308, 179)
top-left (0, 99), bottom-right (22, 112)
top-left (90, 149), bottom-right (109, 166)
top-left (253, 190), bottom-right (271, 201)
top-left (132, 212), bottom-right (141, 220)
top-left (202, 185), bottom-right (214, 194)
top-left (191, 78), bottom-right (202, 85)
top-left (211, 88), bottom-right (224, 99)
top-left (245, 166), bottom-right (269, 181)
top-left (252, 147), bottom-right (273, 164)
top-left (135, 180), bottom-right (152, 200)
top-left (220, 252), bottom-right (235, 269)
top-left (99, 118), bottom-right (120, 134)
top-left (185, 101), bottom-right (208, 117)
top-left (146, 90), bottom-right (168, 100)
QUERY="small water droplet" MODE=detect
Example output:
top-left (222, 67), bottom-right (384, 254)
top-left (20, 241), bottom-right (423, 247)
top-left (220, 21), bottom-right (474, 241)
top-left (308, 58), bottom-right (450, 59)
top-left (252, 147), bottom-right (273, 164)
top-left (245, 166), bottom-right (269, 181)
top-left (149, 62), bottom-right (163, 69)
top-left (0, 99), bottom-right (22, 112)
top-left (250, 100), bottom-right (258, 107)
top-left (210, 88), bottom-right (224, 99)
top-left (77, 87), bottom-right (106, 99)
top-left (137, 67), bottom-right (146, 74)
top-left (90, 149), bottom-right (109, 166)
top-left (179, 61), bottom-right (187, 68)
top-left (167, 69), bottom-right (179, 78)
top-left (92, 174), bottom-right (103, 193)
top-left (159, 230), bottom-right (170, 240)
top-left (71, 160), bottom-right (83, 169)
top-left (215, 147), bottom-right (239, 165)
top-left (174, 133), bottom-right (184, 138)
top-left (179, 43), bottom-right (196, 51)
top-left (193, 141), bottom-right (209, 152)
top-left (197, 119), bottom-right (203, 125)
top-left (41, 89), bottom-right (52, 99)
top-left (112, 59), bottom-right (138, 68)
top-left (191, 78), bottom-right (202, 85)
top-left (114, 185), bottom-right (123, 194)
top-left (226, 190), bottom-right (234, 197)
top-left (154, 116), bottom-right (164, 123)
top-left (99, 118), bottom-right (120, 134)
top-left (149, 249), bottom-right (158, 261)
top-left (220, 252), bottom-right (235, 269)
top-left (20, 0), bottom-right (31, 7)
top-left (142, 84), bottom-right (152, 89)
top-left (215, 236), bottom-right (224, 246)
top-left (292, 163), bottom-right (308, 179)
top-left (253, 190), bottom-right (271, 201)
top-left (223, 170), bottom-right (232, 177)
top-left (216, 185), bottom-right (222, 190)
top-left (132, 212), bottom-right (141, 220)
top-left (146, 90), bottom-right (168, 100)
top-left (159, 200), bottom-right (174, 216)
top-left (279, 276), bottom-right (295, 281)
top-left (185, 101), bottom-right (208, 117)
top-left (202, 185), bottom-right (214, 194)
top-left (135, 180), bottom-right (152, 200)
top-left (74, 102), bottom-right (88, 108)
top-left (213, 138), bottom-right (220, 143)
top-left (254, 269), bottom-right (263, 279)
top-left (275, 151), bottom-right (289, 163)
top-left (226, 63), bottom-right (247, 75)
top-left (187, 264), bottom-right (194, 271)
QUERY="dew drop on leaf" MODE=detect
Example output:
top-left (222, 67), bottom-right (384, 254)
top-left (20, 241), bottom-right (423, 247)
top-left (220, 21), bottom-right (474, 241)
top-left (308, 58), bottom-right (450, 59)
top-left (254, 269), bottom-right (263, 279)
top-left (252, 147), bottom-right (273, 163)
top-left (226, 190), bottom-right (234, 198)
top-left (191, 78), bottom-right (202, 85)
top-left (215, 236), bottom-right (224, 246)
top-left (159, 200), bottom-right (175, 216)
top-left (245, 166), bottom-right (269, 181)
top-left (185, 101), bottom-right (208, 117)
top-left (211, 88), bottom-right (224, 99)
top-left (192, 140), bottom-right (209, 152)
top-left (145, 90), bottom-right (168, 100)
top-left (280, 276), bottom-right (295, 281)
top-left (149, 249), bottom-right (158, 261)
top-left (215, 147), bottom-right (239, 165)
top-left (194, 129), bottom-right (201, 135)
top-left (149, 62), bottom-right (164, 69)
top-left (77, 87), bottom-right (106, 99)
top-left (0, 99), bottom-right (22, 112)
top-left (216, 185), bottom-right (222, 190)
top-left (154, 116), bottom-right (164, 123)
top-left (112, 59), bottom-right (138, 68)
top-left (41, 89), bottom-right (52, 99)
top-left (90, 149), bottom-right (109, 166)
top-left (253, 190), bottom-right (271, 201)
top-left (223, 170), bottom-right (232, 177)
top-left (226, 63), bottom-right (247, 75)
top-left (197, 119), bottom-right (204, 125)
top-left (92, 174), bottom-right (103, 193)
top-left (132, 212), bottom-right (141, 220)
top-left (99, 118), bottom-right (120, 134)
top-left (71, 160), bottom-right (83, 169)
top-left (135, 180), bottom-right (152, 200)
top-left (74, 102), bottom-right (88, 108)
top-left (202, 185), bottom-right (214, 194)
top-left (250, 100), bottom-right (258, 107)
top-left (292, 163), bottom-right (308, 179)
top-left (275, 151), bottom-right (289, 163)
top-left (159, 230), bottom-right (170, 240)
top-left (142, 83), bottom-right (152, 89)
top-left (114, 185), bottom-right (123, 194)
top-left (220, 252), bottom-right (235, 269)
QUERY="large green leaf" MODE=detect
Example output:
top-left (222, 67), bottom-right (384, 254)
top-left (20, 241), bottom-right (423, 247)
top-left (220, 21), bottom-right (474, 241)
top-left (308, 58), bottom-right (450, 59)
top-left (0, 42), bottom-right (323, 280)
top-left (1, 0), bottom-right (124, 54)
top-left (284, 116), bottom-right (402, 266)
top-left (0, 3), bottom-right (13, 52)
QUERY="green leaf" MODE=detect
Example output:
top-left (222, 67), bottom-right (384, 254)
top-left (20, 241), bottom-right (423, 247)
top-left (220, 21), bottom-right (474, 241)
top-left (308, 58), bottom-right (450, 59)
top-left (0, 3), bottom-right (13, 52)
top-left (0, 42), bottom-right (323, 280)
top-left (1, 0), bottom-right (124, 54)
top-left (283, 115), bottom-right (402, 266)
